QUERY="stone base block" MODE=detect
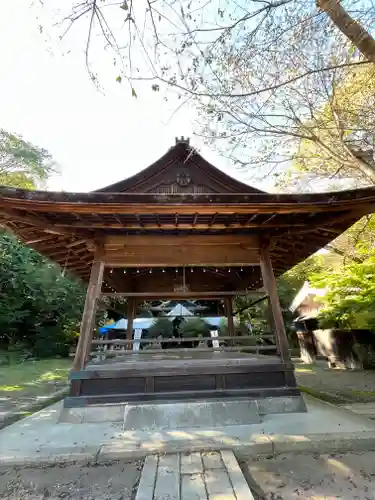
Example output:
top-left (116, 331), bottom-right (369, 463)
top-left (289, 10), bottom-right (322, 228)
top-left (258, 395), bottom-right (307, 416)
top-left (123, 399), bottom-right (261, 430)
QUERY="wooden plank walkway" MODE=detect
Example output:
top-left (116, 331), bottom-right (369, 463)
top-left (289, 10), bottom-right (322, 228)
top-left (135, 450), bottom-right (255, 500)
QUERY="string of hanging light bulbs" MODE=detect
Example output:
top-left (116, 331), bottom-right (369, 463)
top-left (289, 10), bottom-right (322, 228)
top-left (108, 266), bottom-right (247, 275)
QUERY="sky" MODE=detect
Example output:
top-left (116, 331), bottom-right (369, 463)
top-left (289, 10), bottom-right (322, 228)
top-left (0, 1), bottom-right (262, 193)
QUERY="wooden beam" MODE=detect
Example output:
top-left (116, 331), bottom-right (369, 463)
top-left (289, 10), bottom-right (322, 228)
top-left (103, 245), bottom-right (260, 267)
top-left (225, 297), bottom-right (235, 345)
top-left (260, 243), bottom-right (290, 365)
top-left (101, 291), bottom-right (252, 298)
top-left (3, 195), bottom-right (373, 215)
top-left (24, 234), bottom-right (57, 245)
top-left (0, 209), bottom-right (94, 240)
top-left (266, 296), bottom-right (277, 350)
top-left (209, 213), bottom-right (218, 226)
top-left (126, 298), bottom-right (136, 350)
top-left (103, 234), bottom-right (260, 249)
top-left (92, 334), bottom-right (275, 345)
top-left (243, 214), bottom-right (258, 225)
top-left (52, 222), bottom-right (308, 230)
top-left (72, 255), bottom-right (104, 371)
top-left (66, 263), bottom-right (92, 273)
top-left (48, 246), bottom-right (89, 259)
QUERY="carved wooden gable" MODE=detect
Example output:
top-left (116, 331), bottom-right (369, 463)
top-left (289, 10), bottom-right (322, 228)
top-left (98, 138), bottom-right (263, 194)
top-left (142, 161), bottom-right (226, 194)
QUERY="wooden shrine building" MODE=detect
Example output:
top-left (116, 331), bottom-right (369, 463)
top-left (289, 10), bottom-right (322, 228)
top-left (1, 137), bottom-right (374, 409)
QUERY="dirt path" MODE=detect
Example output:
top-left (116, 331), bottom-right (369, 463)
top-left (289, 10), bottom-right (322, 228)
top-left (0, 461), bottom-right (143, 500)
top-left (241, 451), bottom-right (375, 500)
top-left (294, 359), bottom-right (375, 404)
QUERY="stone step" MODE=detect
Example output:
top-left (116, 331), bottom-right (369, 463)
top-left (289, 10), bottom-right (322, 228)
top-left (60, 394), bottom-right (306, 425)
top-left (123, 399), bottom-right (261, 430)
top-left (135, 450), bottom-right (255, 500)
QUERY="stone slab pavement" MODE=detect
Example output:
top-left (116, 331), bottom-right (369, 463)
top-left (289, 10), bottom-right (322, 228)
top-left (241, 451), bottom-right (375, 499)
top-left (2, 395), bottom-right (375, 467)
top-left (136, 450), bottom-right (255, 500)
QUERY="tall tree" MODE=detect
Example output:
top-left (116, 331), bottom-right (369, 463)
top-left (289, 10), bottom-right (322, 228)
top-left (0, 131), bottom-right (82, 360)
top-left (317, 0), bottom-right (375, 62)
top-left (0, 232), bottom-right (85, 358)
top-left (0, 129), bottom-right (56, 189)
top-left (40, 1), bottom-right (375, 91)
top-left (282, 63), bottom-right (375, 186)
top-left (37, 2), bottom-right (375, 186)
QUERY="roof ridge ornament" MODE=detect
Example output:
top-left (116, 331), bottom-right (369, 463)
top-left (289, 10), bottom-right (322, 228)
top-left (175, 136), bottom-right (190, 145)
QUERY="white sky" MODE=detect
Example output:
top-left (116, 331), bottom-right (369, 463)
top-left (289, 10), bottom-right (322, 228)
top-left (0, 1), bottom-right (260, 193)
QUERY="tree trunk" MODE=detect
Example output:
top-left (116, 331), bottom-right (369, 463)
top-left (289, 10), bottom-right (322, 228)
top-left (351, 154), bottom-right (375, 184)
top-left (317, 0), bottom-right (375, 63)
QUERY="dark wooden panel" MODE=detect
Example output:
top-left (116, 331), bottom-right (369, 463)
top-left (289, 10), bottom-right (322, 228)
top-left (224, 371), bottom-right (285, 390)
top-left (154, 375), bottom-right (216, 392)
top-left (80, 377), bottom-right (145, 396)
top-left (284, 369), bottom-right (298, 386)
top-left (215, 374), bottom-right (226, 390)
top-left (145, 376), bottom-right (155, 393)
top-left (69, 379), bottom-right (82, 397)
top-left (104, 245), bottom-right (260, 266)
top-left (64, 386), bottom-right (302, 407)
top-left (73, 360), bottom-right (285, 380)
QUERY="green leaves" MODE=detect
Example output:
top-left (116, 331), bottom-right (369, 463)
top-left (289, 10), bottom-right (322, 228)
top-left (0, 129), bottom-right (55, 189)
top-left (0, 232), bottom-right (85, 358)
top-left (311, 253), bottom-right (375, 330)
top-left (147, 318), bottom-right (174, 338)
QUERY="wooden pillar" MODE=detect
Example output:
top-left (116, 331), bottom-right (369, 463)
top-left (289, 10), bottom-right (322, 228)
top-left (266, 297), bottom-right (274, 331)
top-left (266, 296), bottom-right (279, 353)
top-left (260, 244), bottom-right (291, 364)
top-left (72, 258), bottom-right (105, 371)
top-left (225, 297), bottom-right (235, 344)
top-left (126, 297), bottom-right (136, 350)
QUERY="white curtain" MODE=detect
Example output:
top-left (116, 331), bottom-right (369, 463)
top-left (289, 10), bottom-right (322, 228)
top-left (133, 328), bottom-right (143, 351)
top-left (210, 330), bottom-right (220, 349)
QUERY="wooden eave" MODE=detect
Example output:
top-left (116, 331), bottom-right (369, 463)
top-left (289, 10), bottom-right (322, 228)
top-left (0, 184), bottom-right (374, 289)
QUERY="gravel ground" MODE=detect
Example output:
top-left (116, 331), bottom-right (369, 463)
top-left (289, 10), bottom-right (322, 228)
top-left (294, 360), bottom-right (375, 403)
top-left (241, 451), bottom-right (375, 500)
top-left (0, 461), bottom-right (143, 500)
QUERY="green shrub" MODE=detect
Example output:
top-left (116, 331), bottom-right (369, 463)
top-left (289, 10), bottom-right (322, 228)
top-left (179, 318), bottom-right (211, 338)
top-left (0, 232), bottom-right (85, 359)
top-left (147, 318), bottom-right (174, 338)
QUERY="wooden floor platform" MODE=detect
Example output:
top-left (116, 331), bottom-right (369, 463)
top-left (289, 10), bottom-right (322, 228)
top-left (65, 351), bottom-right (300, 408)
